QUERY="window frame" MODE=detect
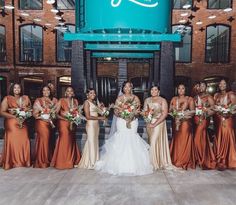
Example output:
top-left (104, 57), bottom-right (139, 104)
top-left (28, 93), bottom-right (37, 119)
top-left (19, 24), bottom-right (44, 63)
top-left (172, 24), bottom-right (192, 63)
top-left (19, 0), bottom-right (43, 10)
top-left (172, 0), bottom-right (193, 10)
top-left (56, 24), bottom-right (75, 63)
top-left (205, 24), bottom-right (231, 63)
top-left (0, 24), bottom-right (6, 62)
top-left (207, 0), bottom-right (232, 9)
top-left (56, 0), bottom-right (75, 10)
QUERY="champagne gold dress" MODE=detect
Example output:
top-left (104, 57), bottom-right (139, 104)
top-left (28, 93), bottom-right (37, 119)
top-left (79, 100), bottom-right (99, 169)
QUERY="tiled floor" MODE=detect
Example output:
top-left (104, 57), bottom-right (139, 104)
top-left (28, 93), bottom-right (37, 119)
top-left (0, 167), bottom-right (235, 205)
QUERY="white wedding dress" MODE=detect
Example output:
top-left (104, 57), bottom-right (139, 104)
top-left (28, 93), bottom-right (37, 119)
top-left (95, 117), bottom-right (153, 176)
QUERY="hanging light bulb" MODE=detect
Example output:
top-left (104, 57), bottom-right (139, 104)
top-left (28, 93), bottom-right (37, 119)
top-left (196, 21), bottom-right (203, 25)
top-left (4, 4), bottom-right (15, 10)
top-left (46, 0), bottom-right (55, 4)
top-left (208, 15), bottom-right (216, 19)
top-left (224, 8), bottom-right (232, 12)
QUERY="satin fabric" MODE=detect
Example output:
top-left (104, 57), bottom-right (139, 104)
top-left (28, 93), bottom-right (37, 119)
top-left (145, 98), bottom-right (173, 170)
top-left (147, 120), bottom-right (173, 170)
top-left (213, 92), bottom-right (236, 169)
top-left (78, 100), bottom-right (99, 169)
top-left (33, 97), bottom-right (57, 168)
top-left (51, 98), bottom-right (80, 169)
top-left (194, 116), bottom-right (216, 169)
top-left (1, 96), bottom-right (31, 170)
top-left (170, 97), bottom-right (196, 170)
top-left (214, 115), bottom-right (236, 169)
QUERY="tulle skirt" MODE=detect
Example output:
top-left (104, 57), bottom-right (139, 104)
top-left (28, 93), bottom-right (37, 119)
top-left (95, 118), bottom-right (153, 176)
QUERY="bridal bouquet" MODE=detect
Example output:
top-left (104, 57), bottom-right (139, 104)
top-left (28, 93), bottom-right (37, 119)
top-left (169, 109), bottom-right (195, 131)
top-left (65, 105), bottom-right (86, 130)
top-left (195, 105), bottom-right (209, 125)
top-left (114, 97), bottom-right (139, 129)
top-left (141, 104), bottom-right (161, 124)
top-left (39, 104), bottom-right (57, 128)
top-left (194, 96), bottom-right (209, 124)
top-left (213, 104), bottom-right (236, 125)
top-left (9, 107), bottom-right (32, 128)
top-left (95, 102), bottom-right (114, 126)
top-left (95, 102), bottom-right (114, 117)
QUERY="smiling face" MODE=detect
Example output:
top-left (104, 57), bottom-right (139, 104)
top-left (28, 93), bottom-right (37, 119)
top-left (199, 82), bottom-right (207, 93)
top-left (150, 86), bottom-right (160, 97)
top-left (219, 79), bottom-right (227, 92)
top-left (87, 90), bottom-right (96, 100)
top-left (13, 84), bottom-right (21, 96)
top-left (177, 84), bottom-right (185, 96)
top-left (65, 87), bottom-right (74, 98)
top-left (42, 86), bottom-right (51, 98)
top-left (123, 82), bottom-right (132, 95)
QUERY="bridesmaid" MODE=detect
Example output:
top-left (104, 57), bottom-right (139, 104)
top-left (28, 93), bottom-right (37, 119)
top-left (0, 83), bottom-right (31, 170)
top-left (33, 85), bottom-right (58, 168)
top-left (213, 79), bottom-right (236, 170)
top-left (51, 87), bottom-right (80, 169)
top-left (78, 88), bottom-right (105, 169)
top-left (194, 81), bottom-right (216, 169)
top-left (170, 84), bottom-right (196, 170)
top-left (144, 84), bottom-right (173, 170)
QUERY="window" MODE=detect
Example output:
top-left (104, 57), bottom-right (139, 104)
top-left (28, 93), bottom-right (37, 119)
top-left (172, 25), bottom-right (192, 62)
top-left (57, 25), bottom-right (75, 62)
top-left (208, 0), bottom-right (231, 9)
top-left (19, 0), bottom-right (42, 10)
top-left (206, 25), bottom-right (230, 63)
top-left (173, 0), bottom-right (192, 9)
top-left (0, 0), bottom-right (5, 7)
top-left (57, 0), bottom-right (75, 9)
top-left (0, 26), bottom-right (6, 62)
top-left (20, 25), bottom-right (43, 62)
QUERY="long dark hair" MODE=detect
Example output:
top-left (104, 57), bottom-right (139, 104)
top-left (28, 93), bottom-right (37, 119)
top-left (40, 85), bottom-right (53, 100)
top-left (121, 81), bottom-right (133, 94)
top-left (9, 83), bottom-right (23, 96)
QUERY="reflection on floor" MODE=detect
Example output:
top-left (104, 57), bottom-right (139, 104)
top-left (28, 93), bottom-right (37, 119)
top-left (0, 167), bottom-right (236, 205)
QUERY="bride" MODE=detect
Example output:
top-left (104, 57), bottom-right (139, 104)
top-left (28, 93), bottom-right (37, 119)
top-left (95, 81), bottom-right (153, 176)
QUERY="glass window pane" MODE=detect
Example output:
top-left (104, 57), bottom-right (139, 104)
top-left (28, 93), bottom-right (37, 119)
top-left (57, 25), bottom-right (75, 62)
top-left (173, 0), bottom-right (192, 9)
top-left (19, 0), bottom-right (42, 10)
top-left (20, 25), bottom-right (43, 62)
top-left (172, 25), bottom-right (192, 62)
top-left (206, 25), bottom-right (230, 63)
top-left (0, 0), bottom-right (5, 7)
top-left (208, 0), bottom-right (231, 9)
top-left (57, 0), bottom-right (75, 9)
top-left (0, 26), bottom-right (6, 62)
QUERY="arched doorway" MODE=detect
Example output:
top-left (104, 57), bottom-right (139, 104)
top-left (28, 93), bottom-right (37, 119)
top-left (0, 76), bottom-right (7, 102)
top-left (96, 76), bottom-right (117, 105)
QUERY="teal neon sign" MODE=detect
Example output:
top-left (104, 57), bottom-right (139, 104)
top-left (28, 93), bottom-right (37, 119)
top-left (111, 0), bottom-right (159, 8)
top-left (77, 0), bottom-right (171, 34)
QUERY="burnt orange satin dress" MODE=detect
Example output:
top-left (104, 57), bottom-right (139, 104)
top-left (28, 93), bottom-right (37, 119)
top-left (170, 98), bottom-right (196, 170)
top-left (33, 98), bottom-right (57, 168)
top-left (194, 117), bottom-right (216, 169)
top-left (1, 95), bottom-right (31, 170)
top-left (194, 96), bottom-right (216, 169)
top-left (213, 94), bottom-right (236, 169)
top-left (51, 98), bottom-right (80, 169)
